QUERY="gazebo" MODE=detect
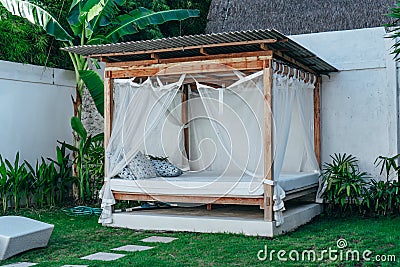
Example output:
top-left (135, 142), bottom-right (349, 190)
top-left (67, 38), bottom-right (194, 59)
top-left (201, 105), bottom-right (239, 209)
top-left (63, 29), bottom-right (337, 236)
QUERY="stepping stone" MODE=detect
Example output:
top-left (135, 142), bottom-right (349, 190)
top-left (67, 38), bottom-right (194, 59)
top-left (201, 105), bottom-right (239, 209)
top-left (80, 252), bottom-right (125, 261)
top-left (0, 216), bottom-right (54, 260)
top-left (0, 263), bottom-right (37, 267)
top-left (112, 245), bottom-right (153, 252)
top-left (141, 236), bottom-right (178, 243)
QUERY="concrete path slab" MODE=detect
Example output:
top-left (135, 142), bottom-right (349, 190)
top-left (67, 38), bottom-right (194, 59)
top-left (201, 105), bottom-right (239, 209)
top-left (141, 236), bottom-right (178, 243)
top-left (0, 263), bottom-right (37, 267)
top-left (80, 252), bottom-right (125, 261)
top-left (112, 245), bottom-right (153, 252)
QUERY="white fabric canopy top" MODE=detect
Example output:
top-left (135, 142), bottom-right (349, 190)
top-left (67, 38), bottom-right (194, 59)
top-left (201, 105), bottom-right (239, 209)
top-left (99, 66), bottom-right (320, 226)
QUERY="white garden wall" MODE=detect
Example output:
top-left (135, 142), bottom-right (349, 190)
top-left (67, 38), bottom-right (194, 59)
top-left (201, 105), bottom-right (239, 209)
top-left (0, 60), bottom-right (75, 165)
top-left (292, 27), bottom-right (399, 178)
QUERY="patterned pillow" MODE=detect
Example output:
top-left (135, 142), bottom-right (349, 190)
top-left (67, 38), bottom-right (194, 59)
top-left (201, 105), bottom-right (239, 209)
top-left (128, 151), bottom-right (157, 179)
top-left (118, 166), bottom-right (136, 180)
top-left (150, 158), bottom-right (183, 177)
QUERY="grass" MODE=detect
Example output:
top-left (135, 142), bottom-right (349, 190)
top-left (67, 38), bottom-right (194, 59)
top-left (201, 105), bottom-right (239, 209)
top-left (0, 209), bottom-right (399, 266)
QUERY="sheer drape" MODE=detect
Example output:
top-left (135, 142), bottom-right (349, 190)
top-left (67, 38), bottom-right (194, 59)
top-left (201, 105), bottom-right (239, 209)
top-left (189, 71), bottom-right (265, 194)
top-left (270, 74), bottom-right (320, 225)
top-left (99, 75), bottom-right (185, 223)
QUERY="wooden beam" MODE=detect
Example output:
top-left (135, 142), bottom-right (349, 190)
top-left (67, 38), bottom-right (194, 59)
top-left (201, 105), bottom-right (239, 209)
top-left (263, 60), bottom-right (274, 222)
top-left (109, 61), bottom-right (267, 78)
top-left (107, 55), bottom-right (271, 78)
top-left (314, 76), bottom-right (322, 167)
top-left (273, 51), bottom-right (316, 74)
top-left (182, 85), bottom-right (190, 160)
top-left (104, 71), bottom-right (113, 177)
top-left (106, 51), bottom-right (273, 68)
top-left (260, 43), bottom-right (268, 51)
top-left (150, 53), bottom-right (159, 59)
top-left (93, 39), bottom-right (278, 58)
top-left (199, 47), bottom-right (209, 56)
top-left (113, 192), bottom-right (265, 206)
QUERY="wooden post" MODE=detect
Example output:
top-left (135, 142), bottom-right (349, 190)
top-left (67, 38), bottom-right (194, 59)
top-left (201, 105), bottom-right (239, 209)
top-left (104, 71), bottom-right (113, 177)
top-left (182, 84), bottom-right (189, 159)
top-left (263, 60), bottom-right (274, 222)
top-left (314, 77), bottom-right (321, 167)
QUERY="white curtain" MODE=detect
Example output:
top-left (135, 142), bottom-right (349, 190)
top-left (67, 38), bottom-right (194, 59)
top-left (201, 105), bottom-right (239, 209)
top-left (189, 71), bottom-right (265, 194)
top-left (99, 75), bottom-right (185, 223)
top-left (270, 73), bottom-right (320, 226)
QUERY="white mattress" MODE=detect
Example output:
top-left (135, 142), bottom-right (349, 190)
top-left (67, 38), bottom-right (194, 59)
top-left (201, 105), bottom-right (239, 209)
top-left (110, 171), bottom-right (319, 196)
top-left (279, 172), bottom-right (319, 192)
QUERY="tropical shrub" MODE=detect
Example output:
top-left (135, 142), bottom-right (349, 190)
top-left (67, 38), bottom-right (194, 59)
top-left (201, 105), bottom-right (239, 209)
top-left (321, 153), bottom-right (400, 217)
top-left (0, 155), bottom-right (10, 213)
top-left (321, 153), bottom-right (369, 215)
top-left (0, 144), bottom-right (73, 213)
top-left (362, 155), bottom-right (400, 216)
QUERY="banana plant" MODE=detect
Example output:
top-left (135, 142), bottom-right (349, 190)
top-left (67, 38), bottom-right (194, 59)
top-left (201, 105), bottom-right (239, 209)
top-left (65, 116), bottom-right (105, 202)
top-left (0, 0), bottom-right (199, 118)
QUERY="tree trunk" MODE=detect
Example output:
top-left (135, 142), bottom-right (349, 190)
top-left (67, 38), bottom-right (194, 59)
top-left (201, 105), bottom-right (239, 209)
top-left (72, 84), bottom-right (82, 202)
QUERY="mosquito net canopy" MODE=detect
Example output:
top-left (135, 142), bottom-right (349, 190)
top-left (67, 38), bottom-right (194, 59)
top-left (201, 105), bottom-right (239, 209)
top-left (99, 63), bottom-right (320, 225)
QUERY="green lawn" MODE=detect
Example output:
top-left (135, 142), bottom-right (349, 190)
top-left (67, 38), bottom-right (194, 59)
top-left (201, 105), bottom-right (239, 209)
top-left (1, 209), bottom-right (399, 266)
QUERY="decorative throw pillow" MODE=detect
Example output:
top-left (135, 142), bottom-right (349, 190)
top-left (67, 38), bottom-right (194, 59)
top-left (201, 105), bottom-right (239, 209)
top-left (118, 166), bottom-right (136, 180)
top-left (128, 151), bottom-right (157, 179)
top-left (149, 156), bottom-right (183, 177)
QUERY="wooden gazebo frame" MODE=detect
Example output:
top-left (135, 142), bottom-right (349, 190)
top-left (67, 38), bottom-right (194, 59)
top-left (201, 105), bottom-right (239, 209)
top-left (64, 29), bottom-right (337, 222)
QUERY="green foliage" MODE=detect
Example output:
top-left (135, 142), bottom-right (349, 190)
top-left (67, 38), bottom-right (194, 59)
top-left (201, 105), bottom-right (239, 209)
top-left (84, 133), bottom-right (105, 201)
top-left (0, 146), bottom-right (73, 213)
top-left (5, 152), bottom-right (30, 211)
top-left (0, 155), bottom-right (10, 213)
top-left (0, 0), bottom-right (200, 121)
top-left (321, 153), bottom-right (400, 217)
top-left (0, 0), bottom-right (209, 68)
top-left (0, 1), bottom-right (72, 68)
top-left (68, 117), bottom-right (104, 203)
top-left (0, 0), bottom-right (73, 41)
top-left (374, 154), bottom-right (400, 182)
top-left (362, 154), bottom-right (400, 216)
top-left (321, 153), bottom-right (368, 215)
top-left (121, 0), bottom-right (212, 41)
top-left (386, 1), bottom-right (400, 60)
top-left (363, 179), bottom-right (400, 216)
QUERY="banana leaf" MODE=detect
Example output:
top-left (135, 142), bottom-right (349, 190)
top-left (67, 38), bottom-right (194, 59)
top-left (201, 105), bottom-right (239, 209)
top-left (71, 116), bottom-right (87, 140)
top-left (79, 70), bottom-right (104, 116)
top-left (106, 8), bottom-right (199, 42)
top-left (0, 0), bottom-right (73, 41)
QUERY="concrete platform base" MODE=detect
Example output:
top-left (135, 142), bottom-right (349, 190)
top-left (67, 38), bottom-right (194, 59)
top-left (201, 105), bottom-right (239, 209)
top-left (106, 203), bottom-right (322, 237)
